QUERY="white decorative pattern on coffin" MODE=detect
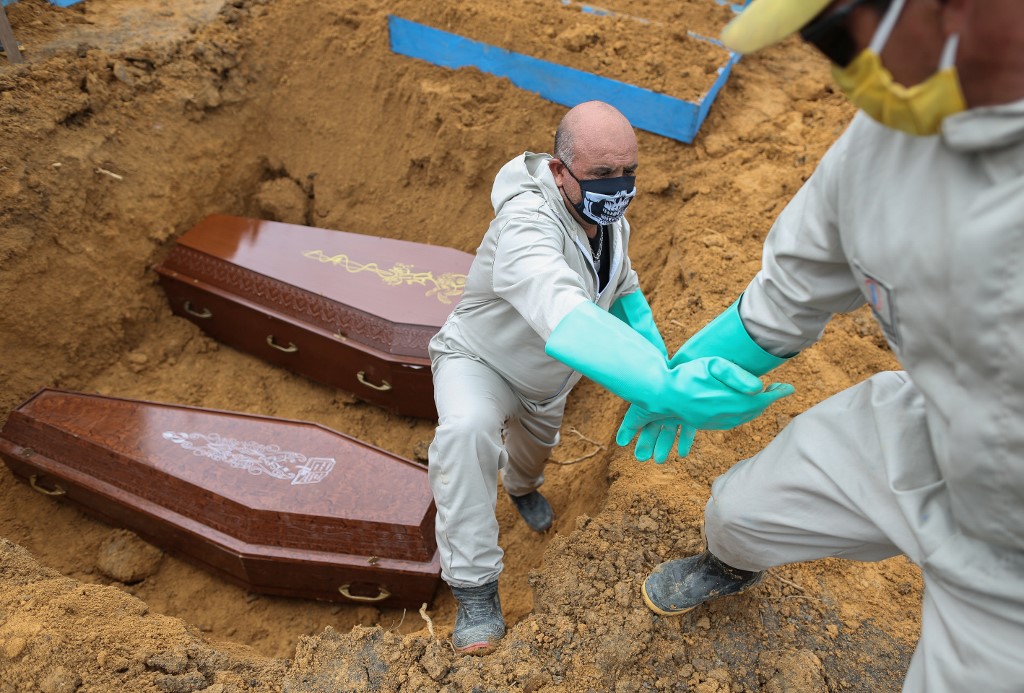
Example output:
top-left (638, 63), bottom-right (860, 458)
top-left (162, 431), bottom-right (336, 485)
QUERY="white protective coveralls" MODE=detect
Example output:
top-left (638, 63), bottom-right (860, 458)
top-left (707, 102), bottom-right (1024, 691)
top-left (428, 152), bottom-right (644, 588)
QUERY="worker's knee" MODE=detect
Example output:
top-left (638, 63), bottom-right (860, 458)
top-left (437, 408), bottom-right (504, 442)
top-left (429, 412), bottom-right (505, 469)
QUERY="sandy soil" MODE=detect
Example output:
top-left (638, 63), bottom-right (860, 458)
top-left (1, 0), bottom-right (921, 690)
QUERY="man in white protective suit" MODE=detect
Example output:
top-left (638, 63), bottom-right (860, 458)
top-left (615, 0), bottom-right (1024, 690)
top-left (427, 100), bottom-right (794, 655)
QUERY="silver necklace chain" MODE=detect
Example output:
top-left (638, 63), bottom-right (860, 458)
top-left (591, 226), bottom-right (604, 264)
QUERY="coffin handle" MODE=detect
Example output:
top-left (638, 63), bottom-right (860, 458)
top-left (338, 583), bottom-right (391, 603)
top-left (183, 301), bottom-right (212, 319)
top-left (357, 371), bottom-right (392, 392)
top-left (29, 475), bottom-right (66, 497)
top-left (266, 335), bottom-right (298, 353)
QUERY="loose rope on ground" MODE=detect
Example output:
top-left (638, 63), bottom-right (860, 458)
top-left (548, 426), bottom-right (606, 466)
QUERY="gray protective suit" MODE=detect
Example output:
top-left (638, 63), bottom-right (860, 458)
top-left (428, 152), bottom-right (643, 588)
top-left (708, 102), bottom-right (1024, 691)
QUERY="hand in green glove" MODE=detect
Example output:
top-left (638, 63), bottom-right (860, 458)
top-left (545, 301), bottom-right (794, 431)
top-left (630, 418), bottom-right (697, 463)
top-left (616, 297), bottom-right (796, 462)
top-left (650, 355), bottom-right (792, 429)
top-left (617, 382), bottom-right (793, 461)
top-left (608, 291), bottom-right (692, 462)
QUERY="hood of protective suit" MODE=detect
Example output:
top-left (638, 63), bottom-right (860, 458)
top-left (490, 152), bottom-right (577, 229)
top-left (943, 97), bottom-right (1024, 152)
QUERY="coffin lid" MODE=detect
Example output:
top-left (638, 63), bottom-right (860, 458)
top-left (0, 389), bottom-right (436, 562)
top-left (155, 215), bottom-right (474, 357)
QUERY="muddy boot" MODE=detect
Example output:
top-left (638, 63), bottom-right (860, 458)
top-left (450, 580), bottom-right (505, 655)
top-left (508, 490), bottom-right (553, 532)
top-left (642, 549), bottom-right (764, 616)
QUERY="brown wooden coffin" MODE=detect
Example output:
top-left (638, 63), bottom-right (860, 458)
top-left (0, 389), bottom-right (441, 608)
top-left (154, 214), bottom-right (474, 419)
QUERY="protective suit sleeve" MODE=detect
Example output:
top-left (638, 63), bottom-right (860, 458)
top-left (740, 125), bottom-right (868, 356)
top-left (489, 213), bottom-right (591, 341)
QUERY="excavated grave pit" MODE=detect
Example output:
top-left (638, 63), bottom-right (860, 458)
top-left (0, 0), bottom-right (628, 662)
top-left (0, 0), bottom-right (923, 690)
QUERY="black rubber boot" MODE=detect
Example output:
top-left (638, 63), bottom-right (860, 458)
top-left (508, 490), bottom-right (553, 532)
top-left (642, 549), bottom-right (765, 616)
top-left (450, 580), bottom-right (505, 655)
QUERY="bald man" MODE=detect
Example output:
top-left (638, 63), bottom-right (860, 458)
top-left (427, 101), bottom-right (790, 654)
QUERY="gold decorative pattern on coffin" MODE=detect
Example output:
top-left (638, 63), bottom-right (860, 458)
top-left (303, 249), bottom-right (467, 304)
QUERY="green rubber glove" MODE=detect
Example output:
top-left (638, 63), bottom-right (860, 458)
top-left (616, 297), bottom-right (795, 462)
top-left (610, 291), bottom-right (694, 462)
top-left (667, 297), bottom-right (792, 372)
top-left (609, 290), bottom-right (668, 357)
top-left (633, 420), bottom-right (697, 463)
top-left (545, 301), bottom-right (793, 430)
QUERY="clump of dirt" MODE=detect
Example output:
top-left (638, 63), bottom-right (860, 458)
top-left (0, 0), bottom-right (922, 690)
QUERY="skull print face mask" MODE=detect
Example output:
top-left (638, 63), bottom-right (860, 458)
top-left (563, 163), bottom-right (636, 226)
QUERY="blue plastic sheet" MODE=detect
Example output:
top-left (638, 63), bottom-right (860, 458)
top-left (387, 8), bottom-right (744, 144)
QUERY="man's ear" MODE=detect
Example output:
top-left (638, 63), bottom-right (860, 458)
top-left (548, 159), bottom-right (565, 188)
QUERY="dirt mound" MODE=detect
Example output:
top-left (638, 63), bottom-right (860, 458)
top-left (1, 0), bottom-right (920, 690)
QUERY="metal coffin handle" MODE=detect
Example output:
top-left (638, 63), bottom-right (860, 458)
top-left (356, 371), bottom-right (392, 392)
top-left (338, 583), bottom-right (391, 603)
top-left (183, 301), bottom-right (212, 319)
top-left (29, 475), bottom-right (66, 496)
top-left (266, 335), bottom-right (298, 353)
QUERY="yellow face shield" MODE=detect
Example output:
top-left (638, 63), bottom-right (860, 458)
top-left (720, 0), bottom-right (833, 53)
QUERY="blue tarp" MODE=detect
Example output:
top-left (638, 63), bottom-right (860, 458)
top-left (387, 14), bottom-right (742, 144)
top-left (3, 1), bottom-right (84, 6)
